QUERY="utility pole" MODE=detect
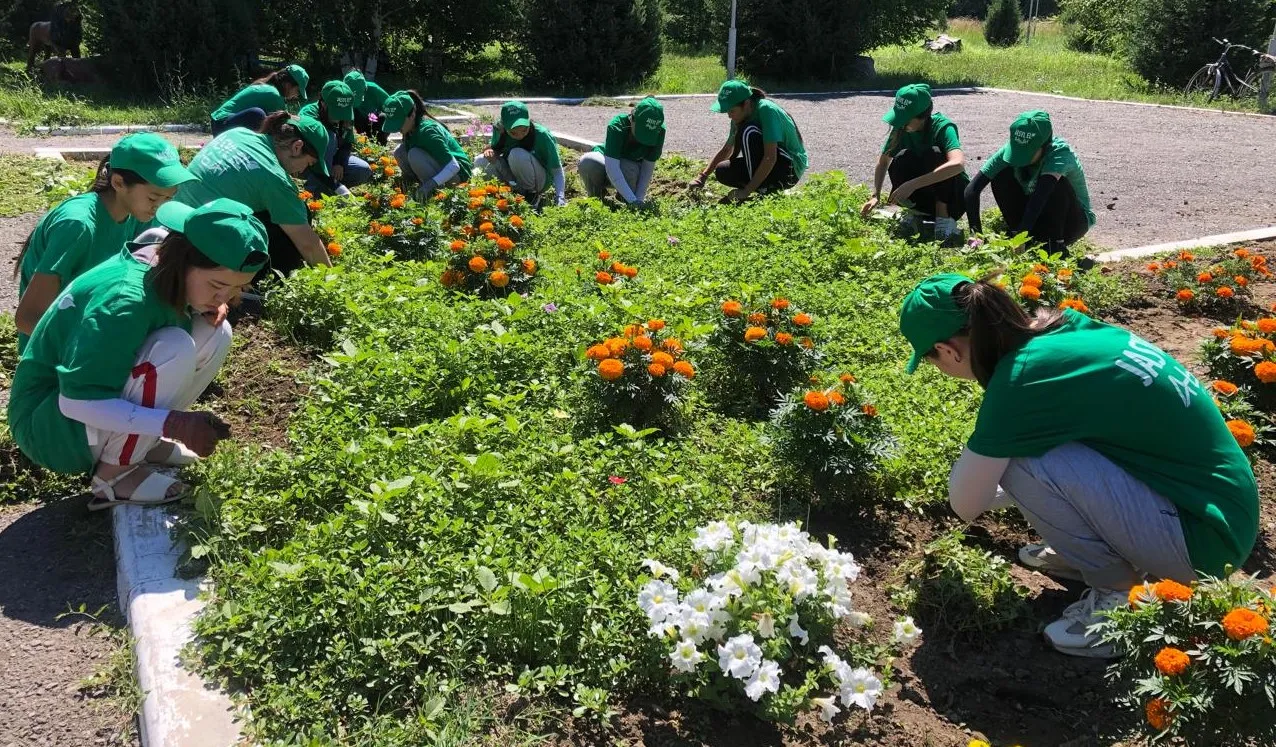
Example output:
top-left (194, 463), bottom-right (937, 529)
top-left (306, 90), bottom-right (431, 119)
top-left (1260, 20), bottom-right (1275, 110)
top-left (726, 0), bottom-right (738, 79)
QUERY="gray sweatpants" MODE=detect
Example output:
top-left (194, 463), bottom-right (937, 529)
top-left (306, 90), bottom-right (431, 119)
top-left (475, 149), bottom-right (548, 194)
top-left (1001, 442), bottom-right (1197, 589)
top-left (577, 151), bottom-right (640, 199)
top-left (393, 145), bottom-right (442, 189)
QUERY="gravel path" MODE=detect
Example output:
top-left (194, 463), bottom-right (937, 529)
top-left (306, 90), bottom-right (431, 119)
top-left (478, 91), bottom-right (1276, 249)
top-left (0, 127), bottom-right (207, 155)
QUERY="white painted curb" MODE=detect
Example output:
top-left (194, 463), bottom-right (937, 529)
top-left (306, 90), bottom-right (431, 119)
top-left (34, 124), bottom-right (205, 136)
top-left (553, 132), bottom-right (600, 152)
top-left (1096, 225), bottom-right (1276, 262)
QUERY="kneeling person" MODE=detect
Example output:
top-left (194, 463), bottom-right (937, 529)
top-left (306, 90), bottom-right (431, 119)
top-left (476, 100), bottom-right (566, 208)
top-left (578, 97), bottom-right (666, 206)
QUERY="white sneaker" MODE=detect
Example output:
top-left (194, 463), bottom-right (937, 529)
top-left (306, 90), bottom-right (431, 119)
top-left (1043, 588), bottom-right (1126, 658)
top-left (934, 216), bottom-right (960, 242)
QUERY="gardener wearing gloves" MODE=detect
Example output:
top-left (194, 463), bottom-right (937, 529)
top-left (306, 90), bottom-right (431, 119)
top-left (7, 198), bottom-right (269, 510)
top-left (899, 274), bottom-right (1258, 658)
top-left (689, 81), bottom-right (806, 202)
top-left (381, 90), bottom-right (473, 202)
top-left (353, 77), bottom-right (391, 146)
top-left (14, 133), bottom-right (196, 353)
top-left (577, 96), bottom-right (665, 206)
top-left (174, 113), bottom-right (332, 276)
top-left (299, 79), bottom-right (372, 196)
top-left (964, 110), bottom-right (1095, 255)
top-left (210, 63), bottom-right (309, 136)
top-left (475, 100), bottom-right (566, 208)
top-left (861, 84), bottom-right (967, 242)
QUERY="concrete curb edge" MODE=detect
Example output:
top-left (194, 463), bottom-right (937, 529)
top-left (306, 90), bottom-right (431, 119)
top-left (1095, 225), bottom-right (1276, 262)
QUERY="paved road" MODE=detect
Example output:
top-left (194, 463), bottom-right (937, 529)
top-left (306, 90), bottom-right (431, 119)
top-left (479, 90), bottom-right (1276, 249)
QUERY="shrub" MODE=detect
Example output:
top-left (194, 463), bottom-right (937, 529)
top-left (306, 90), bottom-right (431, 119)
top-left (517, 0), bottom-right (663, 89)
top-left (581, 321), bottom-right (694, 428)
top-left (662, 0), bottom-right (727, 50)
top-left (1148, 247), bottom-right (1268, 316)
top-left (949, 0), bottom-right (1058, 18)
top-left (93, 0), bottom-right (257, 91)
top-left (983, 0), bottom-right (1022, 47)
top-left (1094, 575), bottom-right (1276, 743)
top-left (1201, 307), bottom-right (1276, 414)
top-left (590, 249), bottom-right (641, 290)
top-left (1059, 0), bottom-right (1129, 55)
top-left (709, 295), bottom-right (821, 413)
top-left (1124, 0), bottom-right (1276, 87)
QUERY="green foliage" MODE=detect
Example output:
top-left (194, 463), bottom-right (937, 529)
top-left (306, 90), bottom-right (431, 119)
top-left (706, 295), bottom-right (821, 416)
top-left (893, 528), bottom-right (1031, 639)
top-left (517, 0), bottom-right (663, 89)
top-left (1060, 0), bottom-right (1129, 55)
top-left (1125, 0), bottom-right (1276, 86)
top-left (1151, 247), bottom-right (1265, 317)
top-left (950, 0), bottom-right (1058, 18)
top-left (93, 0), bottom-right (257, 90)
top-left (983, 0), bottom-right (1023, 48)
top-left (661, 0), bottom-right (726, 51)
top-left (0, 154), bottom-right (94, 217)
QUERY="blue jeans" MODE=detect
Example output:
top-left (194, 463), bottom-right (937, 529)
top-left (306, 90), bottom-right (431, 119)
top-left (304, 133), bottom-right (372, 196)
top-left (211, 108), bottom-right (266, 136)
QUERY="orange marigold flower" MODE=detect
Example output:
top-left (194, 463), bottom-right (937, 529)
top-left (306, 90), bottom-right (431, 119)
top-left (1221, 607), bottom-right (1269, 640)
top-left (496, 237), bottom-right (515, 252)
top-left (596, 271), bottom-right (614, 285)
top-left (623, 323), bottom-right (644, 338)
top-left (1059, 298), bottom-right (1090, 314)
top-left (479, 209), bottom-right (494, 219)
top-left (610, 261), bottom-right (624, 273)
top-left (522, 259), bottom-right (537, 274)
top-left (775, 332), bottom-right (793, 345)
top-left (1256, 361), bottom-right (1276, 384)
top-left (461, 225), bottom-right (476, 236)
top-left (489, 270), bottom-right (510, 288)
top-left (722, 300), bottom-right (743, 317)
top-left (647, 319), bottom-right (665, 331)
top-left (744, 326), bottom-right (768, 342)
top-left (598, 250), bottom-right (611, 260)
top-left (1227, 419), bottom-right (1256, 447)
top-left (434, 192), bottom-right (447, 201)
top-left (647, 363), bottom-right (666, 377)
top-left (389, 195), bottom-right (406, 209)
top-left (651, 351), bottom-right (674, 368)
top-left (1129, 584), bottom-right (1152, 606)
top-left (673, 361), bottom-right (694, 378)
top-left (1018, 284), bottom-right (1042, 301)
top-left (440, 269), bottom-right (457, 287)
top-left (1217, 286), bottom-right (1235, 298)
top-left (485, 232), bottom-right (500, 242)
top-left (1145, 698), bottom-right (1172, 732)
top-left (1031, 263), bottom-right (1049, 274)
top-left (485, 185), bottom-right (500, 195)
top-left (829, 391), bottom-right (845, 406)
top-left (1212, 380), bottom-right (1239, 396)
top-left (586, 344), bottom-right (611, 361)
top-left (801, 337), bottom-right (814, 349)
top-left (605, 337), bottom-right (628, 357)
top-left (1197, 272), bottom-right (1213, 283)
top-left (326, 242), bottom-right (342, 257)
top-left (839, 373), bottom-right (856, 384)
top-left (747, 312), bottom-right (768, 325)
top-left (1235, 248), bottom-right (1251, 259)
top-left (1164, 260), bottom-right (1177, 269)
top-left (633, 336), bottom-right (654, 352)
top-left (1257, 318), bottom-right (1276, 334)
top-left (298, 190), bottom-right (314, 200)
top-left (1020, 272), bottom-right (1043, 288)
top-left (492, 258), bottom-right (508, 271)
top-left (1176, 288), bottom-right (1195, 303)
top-left (479, 222), bottom-right (495, 233)
top-left (1153, 580), bottom-right (1193, 602)
top-left (411, 217), bottom-right (424, 226)
top-left (1254, 255), bottom-right (1269, 267)
top-left (793, 313), bottom-right (813, 327)
top-left (1212, 327), bottom-right (1229, 339)
top-left (661, 338), bottom-right (684, 354)
top-left (1236, 276), bottom-right (1249, 287)
top-left (468, 198), bottom-right (484, 210)
top-left (1057, 268), bottom-right (1073, 281)
top-left (861, 404), bottom-right (878, 417)
top-left (510, 215), bottom-right (524, 228)
top-left (771, 298), bottom-right (791, 310)
top-left (1179, 251), bottom-right (1195, 261)
top-left (450, 240), bottom-right (467, 252)
top-left (307, 200), bottom-right (323, 211)
top-left (468, 256), bottom-right (488, 273)
top-left (803, 391), bottom-right (830, 411)
top-left (622, 266), bottom-right (638, 279)
top-left (1153, 647), bottom-right (1190, 677)
top-left (496, 199), bottom-right (509, 210)
top-left (1146, 262), bottom-right (1160, 272)
top-left (598, 358), bottom-right (625, 381)
top-left (469, 188), bottom-right (486, 198)
top-left (378, 225), bottom-right (395, 237)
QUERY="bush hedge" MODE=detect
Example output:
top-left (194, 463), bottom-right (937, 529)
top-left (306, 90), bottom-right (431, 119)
top-left (517, 0), bottom-right (663, 89)
top-left (93, 0), bottom-right (257, 90)
top-left (1124, 0), bottom-right (1276, 87)
top-left (983, 0), bottom-right (1023, 47)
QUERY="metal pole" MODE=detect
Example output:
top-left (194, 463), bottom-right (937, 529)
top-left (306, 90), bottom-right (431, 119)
top-left (727, 0), bottom-right (738, 79)
top-left (1260, 20), bottom-right (1275, 110)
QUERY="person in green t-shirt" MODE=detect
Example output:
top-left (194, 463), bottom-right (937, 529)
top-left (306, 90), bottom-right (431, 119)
top-left (7, 198), bottom-right (269, 510)
top-left (899, 274), bottom-right (1258, 658)
top-left (860, 84), bottom-right (969, 243)
top-left (174, 113), bottom-right (332, 277)
top-left (353, 77), bottom-right (391, 147)
top-left (475, 100), bottom-right (566, 208)
top-left (300, 80), bottom-right (372, 197)
top-left (13, 133), bottom-right (196, 354)
top-left (210, 64), bottom-right (310, 136)
top-left (689, 81), bottom-right (807, 202)
top-left (578, 97), bottom-right (666, 206)
top-left (380, 90), bottom-right (473, 203)
top-left (964, 110), bottom-right (1095, 257)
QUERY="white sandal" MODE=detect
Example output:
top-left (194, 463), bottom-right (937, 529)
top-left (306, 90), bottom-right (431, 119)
top-left (146, 439), bottom-right (200, 467)
top-left (88, 466), bottom-right (187, 511)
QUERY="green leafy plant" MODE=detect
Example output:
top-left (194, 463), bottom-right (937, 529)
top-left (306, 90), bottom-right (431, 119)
top-left (581, 320), bottom-right (694, 429)
top-left (983, 0), bottom-right (1023, 47)
top-left (710, 295), bottom-right (821, 413)
top-left (1148, 246), bottom-right (1268, 315)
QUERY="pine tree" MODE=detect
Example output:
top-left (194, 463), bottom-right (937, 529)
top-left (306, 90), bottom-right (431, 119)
top-left (983, 0), bottom-right (1023, 47)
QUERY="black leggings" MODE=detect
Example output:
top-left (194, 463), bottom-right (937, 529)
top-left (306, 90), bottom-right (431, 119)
top-left (252, 212), bottom-right (306, 282)
top-left (887, 148), bottom-right (966, 221)
top-left (353, 111), bottom-right (390, 146)
top-left (713, 123), bottom-right (797, 194)
top-left (990, 170), bottom-right (1089, 246)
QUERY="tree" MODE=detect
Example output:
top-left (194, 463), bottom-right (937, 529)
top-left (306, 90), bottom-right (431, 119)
top-left (1125, 0), bottom-right (1276, 86)
top-left (94, 0), bottom-right (258, 91)
top-left (662, 0), bottom-right (727, 51)
top-left (517, 0), bottom-right (662, 90)
top-left (983, 0), bottom-right (1023, 47)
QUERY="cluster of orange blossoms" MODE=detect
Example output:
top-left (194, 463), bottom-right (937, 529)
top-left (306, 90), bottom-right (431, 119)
top-left (1158, 248), bottom-right (1269, 304)
top-left (368, 156), bottom-right (397, 178)
top-left (801, 373), bottom-right (875, 417)
top-left (595, 251), bottom-right (638, 285)
top-left (721, 297), bottom-right (815, 348)
top-left (1015, 266), bottom-right (1087, 312)
top-left (586, 321), bottom-right (693, 382)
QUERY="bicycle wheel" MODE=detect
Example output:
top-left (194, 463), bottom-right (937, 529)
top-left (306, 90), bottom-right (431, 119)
top-left (1184, 65), bottom-right (1221, 101)
top-left (1237, 67), bottom-right (1263, 99)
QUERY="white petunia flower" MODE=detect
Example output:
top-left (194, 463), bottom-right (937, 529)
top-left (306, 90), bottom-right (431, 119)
top-left (717, 633), bottom-right (762, 679)
top-left (817, 645), bottom-right (853, 686)
top-left (677, 609), bottom-right (713, 644)
top-left (893, 615), bottom-right (922, 646)
top-left (826, 581), bottom-right (854, 619)
top-left (811, 695), bottom-right (840, 723)
top-left (692, 521), bottom-right (735, 557)
top-left (787, 613), bottom-right (809, 645)
top-left (839, 668), bottom-right (883, 711)
top-left (756, 611), bottom-right (776, 639)
top-left (637, 579), bottom-right (679, 623)
top-left (777, 562), bottom-right (818, 602)
top-left (640, 558), bottom-right (680, 582)
top-left (647, 619), bottom-right (678, 639)
top-left (669, 638), bottom-right (703, 674)
top-left (683, 588), bottom-right (722, 615)
top-left (846, 610), bottom-right (873, 628)
top-left (743, 659), bottom-right (782, 701)
top-left (824, 551), bottom-right (861, 583)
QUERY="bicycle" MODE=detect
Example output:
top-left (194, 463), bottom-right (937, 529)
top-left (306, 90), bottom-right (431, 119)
top-left (1184, 37), bottom-right (1271, 102)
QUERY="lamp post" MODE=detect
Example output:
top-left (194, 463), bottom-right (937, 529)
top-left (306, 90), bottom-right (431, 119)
top-left (726, 0), bottom-right (738, 79)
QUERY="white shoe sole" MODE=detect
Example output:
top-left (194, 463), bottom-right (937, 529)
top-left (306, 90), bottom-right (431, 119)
top-left (1018, 545), bottom-right (1085, 582)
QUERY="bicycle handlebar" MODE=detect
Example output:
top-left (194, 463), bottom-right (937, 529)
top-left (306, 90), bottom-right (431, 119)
top-left (1211, 37), bottom-right (1262, 55)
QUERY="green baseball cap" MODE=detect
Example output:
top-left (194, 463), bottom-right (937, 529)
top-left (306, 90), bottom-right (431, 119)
top-left (155, 198), bottom-right (270, 273)
top-left (343, 70), bottom-right (367, 109)
top-left (899, 273), bottom-right (971, 374)
top-left (883, 83), bottom-right (932, 128)
top-left (500, 100), bottom-right (531, 131)
top-left (710, 80), bottom-right (752, 113)
top-left (284, 64), bottom-right (310, 101)
top-left (1005, 110), bottom-right (1053, 167)
top-left (292, 115), bottom-right (330, 176)
top-left (109, 133), bottom-right (195, 188)
top-left (320, 80), bottom-right (356, 122)
top-left (631, 96), bottom-right (665, 146)
top-left (380, 91), bottom-right (414, 133)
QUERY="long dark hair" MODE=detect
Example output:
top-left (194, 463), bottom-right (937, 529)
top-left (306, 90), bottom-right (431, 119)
top-left (146, 232), bottom-right (220, 313)
top-left (945, 277), bottom-right (1065, 388)
top-left (403, 90), bottom-right (442, 131)
top-left (13, 156), bottom-right (144, 279)
top-left (257, 111), bottom-right (320, 160)
top-left (253, 69), bottom-right (297, 98)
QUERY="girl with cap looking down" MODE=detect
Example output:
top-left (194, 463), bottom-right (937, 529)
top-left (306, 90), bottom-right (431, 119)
top-left (899, 274), bottom-right (1257, 658)
top-left (475, 100), bottom-right (567, 208)
top-left (964, 110), bottom-right (1095, 256)
top-left (861, 83), bottom-right (968, 242)
top-left (689, 81), bottom-right (807, 202)
top-left (7, 198), bottom-right (270, 510)
top-left (299, 79), bottom-right (372, 196)
top-left (210, 63), bottom-right (310, 136)
top-left (349, 71), bottom-right (391, 147)
top-left (172, 113), bottom-right (333, 277)
top-left (14, 133), bottom-right (196, 354)
top-left (381, 90), bottom-right (473, 203)
top-left (578, 97), bottom-right (665, 207)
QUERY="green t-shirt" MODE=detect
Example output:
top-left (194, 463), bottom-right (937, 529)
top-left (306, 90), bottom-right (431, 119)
top-left (881, 112), bottom-right (961, 157)
top-left (212, 84), bottom-right (287, 122)
top-left (356, 82), bottom-right (390, 115)
top-left (490, 122), bottom-right (562, 171)
top-left (299, 102), bottom-right (355, 146)
top-left (967, 311), bottom-right (1258, 578)
top-left (173, 128), bottom-right (308, 226)
top-left (7, 250), bottom-right (190, 475)
top-left (592, 113), bottom-right (663, 163)
top-left (980, 137), bottom-right (1095, 227)
top-left (727, 99), bottom-right (807, 180)
top-left (404, 119), bottom-right (473, 181)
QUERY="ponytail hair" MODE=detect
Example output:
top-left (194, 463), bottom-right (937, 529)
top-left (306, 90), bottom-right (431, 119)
top-left (257, 111), bottom-right (320, 159)
top-left (748, 87), bottom-right (767, 102)
top-left (947, 276), bottom-right (1065, 388)
top-left (254, 69), bottom-right (296, 97)
top-left (404, 90), bottom-right (441, 130)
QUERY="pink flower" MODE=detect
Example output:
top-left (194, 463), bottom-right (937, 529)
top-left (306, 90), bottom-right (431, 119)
top-left (608, 476), bottom-right (627, 485)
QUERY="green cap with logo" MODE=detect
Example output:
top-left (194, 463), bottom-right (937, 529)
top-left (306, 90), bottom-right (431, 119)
top-left (380, 91), bottom-right (414, 133)
top-left (500, 100), bottom-right (531, 131)
top-left (284, 64), bottom-right (310, 101)
top-left (1005, 109), bottom-right (1053, 167)
top-left (883, 83), bottom-right (932, 128)
top-left (631, 96), bottom-right (665, 146)
top-left (899, 273), bottom-right (972, 374)
top-left (155, 198), bottom-right (270, 273)
top-left (292, 115), bottom-right (330, 176)
top-left (710, 79), bottom-right (752, 113)
top-left (109, 133), bottom-right (196, 188)
top-left (320, 80), bottom-right (356, 122)
top-left (342, 70), bottom-right (367, 109)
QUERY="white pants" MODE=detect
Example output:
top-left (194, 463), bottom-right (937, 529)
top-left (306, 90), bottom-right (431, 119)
top-left (577, 152), bottom-right (639, 199)
top-left (88, 317), bottom-right (232, 466)
top-left (475, 149), bottom-right (548, 193)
